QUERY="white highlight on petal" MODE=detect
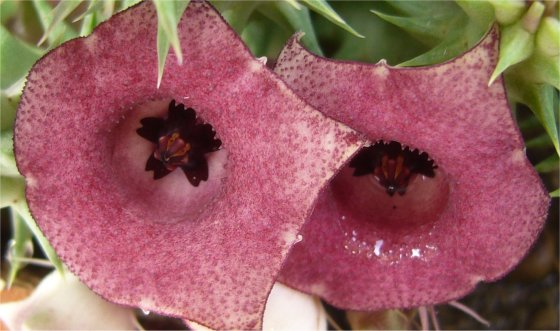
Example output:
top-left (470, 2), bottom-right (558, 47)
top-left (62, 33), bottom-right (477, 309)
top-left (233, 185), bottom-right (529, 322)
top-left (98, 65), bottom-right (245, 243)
top-left (249, 59), bottom-right (264, 72)
top-left (511, 148), bottom-right (526, 165)
top-left (374, 62), bottom-right (389, 79)
top-left (373, 239), bottom-right (384, 257)
top-left (0, 271), bottom-right (138, 330)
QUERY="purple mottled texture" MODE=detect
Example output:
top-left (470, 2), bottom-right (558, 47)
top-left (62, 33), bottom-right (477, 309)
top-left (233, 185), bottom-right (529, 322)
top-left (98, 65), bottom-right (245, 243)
top-left (14, 2), bottom-right (363, 329)
top-left (274, 30), bottom-right (550, 311)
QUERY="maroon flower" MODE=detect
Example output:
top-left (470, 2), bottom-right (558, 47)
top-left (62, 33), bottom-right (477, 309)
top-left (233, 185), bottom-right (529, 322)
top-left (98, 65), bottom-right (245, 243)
top-left (274, 30), bottom-right (550, 311)
top-left (14, 2), bottom-right (363, 329)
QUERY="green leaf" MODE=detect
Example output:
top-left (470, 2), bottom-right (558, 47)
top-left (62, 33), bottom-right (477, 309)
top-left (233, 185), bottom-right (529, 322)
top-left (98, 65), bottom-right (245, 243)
top-left (119, 0), bottom-right (143, 12)
top-left (535, 154), bottom-right (559, 173)
top-left (506, 74), bottom-right (560, 155)
top-left (385, 1), bottom-right (439, 17)
top-left (455, 0), bottom-right (494, 32)
top-left (258, 1), bottom-right (323, 55)
top-left (399, 30), bottom-right (468, 66)
top-left (153, 0), bottom-right (190, 88)
top-left (0, 178), bottom-right (33, 285)
top-left (550, 188), bottom-right (560, 198)
top-left (489, 1), bottom-right (546, 85)
top-left (308, 2), bottom-right (425, 64)
top-left (372, 1), bottom-right (491, 67)
top-left (371, 7), bottom-right (462, 46)
top-left (489, 22), bottom-right (535, 85)
top-left (101, 0), bottom-right (117, 20)
top-left (285, 0), bottom-right (301, 10)
top-left (217, 1), bottom-right (259, 33)
top-left (78, 11), bottom-right (98, 37)
top-left (37, 0), bottom-right (83, 46)
top-left (6, 209), bottom-right (34, 287)
top-left (520, 51), bottom-right (560, 90)
top-left (32, 0), bottom-right (79, 48)
top-left (1, 92), bottom-right (19, 131)
top-left (300, 0), bottom-right (364, 38)
top-left (72, 0), bottom-right (99, 23)
top-left (486, 0), bottom-right (525, 25)
top-left (12, 200), bottom-right (65, 276)
top-left (0, 176), bottom-right (25, 208)
top-left (0, 1), bottom-right (19, 25)
top-left (280, 4), bottom-right (322, 55)
top-left (0, 25), bottom-right (43, 90)
top-left (241, 11), bottom-right (291, 59)
top-left (0, 130), bottom-right (19, 177)
top-left (526, 133), bottom-right (554, 150)
top-left (536, 17), bottom-right (560, 57)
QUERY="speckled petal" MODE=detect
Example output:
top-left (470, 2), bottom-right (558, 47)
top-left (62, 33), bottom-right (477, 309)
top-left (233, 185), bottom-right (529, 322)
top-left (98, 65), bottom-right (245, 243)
top-left (274, 30), bottom-right (550, 310)
top-left (187, 282), bottom-right (327, 331)
top-left (14, 2), bottom-right (363, 329)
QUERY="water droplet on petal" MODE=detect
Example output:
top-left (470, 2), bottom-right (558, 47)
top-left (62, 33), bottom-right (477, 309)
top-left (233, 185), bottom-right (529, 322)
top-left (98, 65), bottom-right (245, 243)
top-left (373, 240), bottom-right (384, 257)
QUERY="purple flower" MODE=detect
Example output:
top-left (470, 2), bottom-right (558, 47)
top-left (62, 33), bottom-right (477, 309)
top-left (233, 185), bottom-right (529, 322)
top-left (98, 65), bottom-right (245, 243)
top-left (274, 29), bottom-right (550, 311)
top-left (14, 2), bottom-right (362, 329)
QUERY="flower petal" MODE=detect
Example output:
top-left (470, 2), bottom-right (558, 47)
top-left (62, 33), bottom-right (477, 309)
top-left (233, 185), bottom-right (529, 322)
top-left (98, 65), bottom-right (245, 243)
top-left (274, 29), bottom-right (550, 310)
top-left (14, 2), bottom-right (363, 329)
top-left (187, 282), bottom-right (327, 331)
top-left (137, 117), bottom-right (165, 143)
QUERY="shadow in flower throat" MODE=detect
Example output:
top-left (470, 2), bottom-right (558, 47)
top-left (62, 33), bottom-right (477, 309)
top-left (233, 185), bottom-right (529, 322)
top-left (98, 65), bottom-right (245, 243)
top-left (111, 99), bottom-right (228, 224)
top-left (336, 140), bottom-right (449, 231)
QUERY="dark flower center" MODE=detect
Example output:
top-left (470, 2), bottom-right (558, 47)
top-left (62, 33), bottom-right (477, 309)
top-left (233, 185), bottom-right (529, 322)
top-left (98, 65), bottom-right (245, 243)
top-left (136, 100), bottom-right (222, 186)
top-left (349, 141), bottom-right (437, 196)
top-left (155, 132), bottom-right (191, 168)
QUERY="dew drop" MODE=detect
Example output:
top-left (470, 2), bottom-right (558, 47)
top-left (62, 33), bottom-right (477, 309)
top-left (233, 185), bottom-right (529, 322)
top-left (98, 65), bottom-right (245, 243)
top-left (141, 309), bottom-right (151, 315)
top-left (373, 240), bottom-right (384, 257)
top-left (295, 234), bottom-right (303, 243)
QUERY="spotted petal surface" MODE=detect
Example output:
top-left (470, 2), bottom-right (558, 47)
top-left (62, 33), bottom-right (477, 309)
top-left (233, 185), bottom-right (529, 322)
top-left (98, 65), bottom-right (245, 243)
top-left (274, 30), bottom-right (550, 310)
top-left (14, 2), bottom-right (363, 329)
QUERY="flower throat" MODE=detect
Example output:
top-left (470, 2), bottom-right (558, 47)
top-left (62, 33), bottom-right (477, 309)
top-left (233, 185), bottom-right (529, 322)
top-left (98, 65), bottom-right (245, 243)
top-left (349, 141), bottom-right (437, 196)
